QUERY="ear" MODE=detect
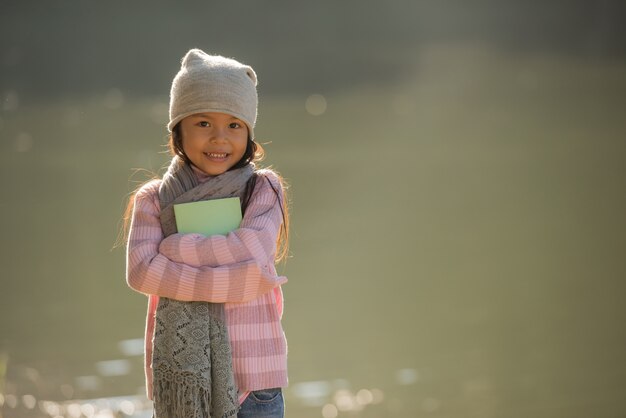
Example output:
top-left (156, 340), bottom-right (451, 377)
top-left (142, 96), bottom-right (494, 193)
top-left (181, 48), bottom-right (206, 68)
top-left (244, 66), bottom-right (258, 86)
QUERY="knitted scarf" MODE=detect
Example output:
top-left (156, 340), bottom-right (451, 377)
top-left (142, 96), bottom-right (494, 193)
top-left (153, 155), bottom-right (254, 418)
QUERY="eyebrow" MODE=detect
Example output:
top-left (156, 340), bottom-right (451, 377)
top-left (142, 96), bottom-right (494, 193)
top-left (192, 113), bottom-right (242, 121)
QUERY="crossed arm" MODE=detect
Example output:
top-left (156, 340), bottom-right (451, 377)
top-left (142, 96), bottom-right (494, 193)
top-left (126, 174), bottom-right (286, 303)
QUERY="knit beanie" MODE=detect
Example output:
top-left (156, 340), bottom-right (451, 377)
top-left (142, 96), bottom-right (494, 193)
top-left (168, 48), bottom-right (258, 139)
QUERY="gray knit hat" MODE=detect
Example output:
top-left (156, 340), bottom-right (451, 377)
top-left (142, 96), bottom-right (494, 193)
top-left (168, 48), bottom-right (258, 139)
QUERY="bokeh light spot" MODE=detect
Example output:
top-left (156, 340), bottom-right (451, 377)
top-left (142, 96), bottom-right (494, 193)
top-left (334, 389), bottom-right (358, 412)
top-left (42, 400), bottom-right (60, 415)
top-left (3, 90), bottom-right (19, 111)
top-left (5, 394), bottom-right (17, 408)
top-left (81, 402), bottom-right (96, 417)
top-left (321, 403), bottom-right (338, 418)
top-left (422, 397), bottom-right (441, 412)
top-left (61, 383), bottom-right (75, 399)
top-left (356, 389), bottom-right (374, 405)
top-left (15, 132), bottom-right (33, 153)
top-left (396, 368), bottom-right (419, 385)
top-left (305, 94), bottom-right (327, 116)
top-left (370, 388), bottom-right (384, 404)
top-left (94, 408), bottom-right (115, 418)
top-left (291, 380), bottom-right (331, 406)
top-left (67, 403), bottom-right (82, 418)
top-left (22, 394), bottom-right (36, 409)
top-left (64, 107), bottom-right (83, 127)
top-left (95, 359), bottom-right (131, 376)
top-left (103, 88), bottom-right (125, 109)
top-left (119, 399), bottom-right (136, 415)
top-left (75, 375), bottom-right (101, 391)
top-left (150, 101), bottom-right (169, 125)
top-left (118, 338), bottom-right (144, 356)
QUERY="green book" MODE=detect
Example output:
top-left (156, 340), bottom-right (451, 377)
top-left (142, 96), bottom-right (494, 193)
top-left (173, 197), bottom-right (242, 236)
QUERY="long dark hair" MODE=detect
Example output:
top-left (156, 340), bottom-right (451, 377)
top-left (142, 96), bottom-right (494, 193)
top-left (119, 123), bottom-right (290, 262)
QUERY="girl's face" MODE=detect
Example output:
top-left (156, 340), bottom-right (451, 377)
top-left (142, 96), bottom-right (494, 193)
top-left (179, 112), bottom-right (249, 176)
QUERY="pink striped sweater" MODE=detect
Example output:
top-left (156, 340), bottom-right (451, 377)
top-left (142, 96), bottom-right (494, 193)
top-left (126, 168), bottom-right (288, 401)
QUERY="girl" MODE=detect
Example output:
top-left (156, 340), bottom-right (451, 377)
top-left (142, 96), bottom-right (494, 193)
top-left (124, 49), bottom-right (289, 418)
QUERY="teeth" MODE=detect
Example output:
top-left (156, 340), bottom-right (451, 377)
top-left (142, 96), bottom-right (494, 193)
top-left (207, 152), bottom-right (227, 158)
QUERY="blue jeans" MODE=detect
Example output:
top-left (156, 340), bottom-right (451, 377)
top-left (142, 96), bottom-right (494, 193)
top-left (237, 388), bottom-right (284, 418)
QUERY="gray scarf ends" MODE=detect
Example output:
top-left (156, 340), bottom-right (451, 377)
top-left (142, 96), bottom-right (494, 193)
top-left (153, 156), bottom-right (255, 418)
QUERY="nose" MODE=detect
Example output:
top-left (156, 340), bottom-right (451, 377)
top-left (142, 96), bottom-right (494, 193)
top-left (210, 126), bottom-right (228, 142)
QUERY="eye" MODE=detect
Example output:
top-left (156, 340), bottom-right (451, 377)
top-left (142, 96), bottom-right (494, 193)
top-left (229, 122), bottom-right (242, 129)
top-left (198, 121), bottom-right (211, 127)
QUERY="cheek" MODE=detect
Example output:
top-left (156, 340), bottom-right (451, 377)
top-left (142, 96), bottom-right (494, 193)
top-left (235, 138), bottom-right (249, 157)
top-left (180, 134), bottom-right (201, 153)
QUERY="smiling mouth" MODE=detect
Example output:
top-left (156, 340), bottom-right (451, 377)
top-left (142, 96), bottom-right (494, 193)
top-left (204, 152), bottom-right (229, 159)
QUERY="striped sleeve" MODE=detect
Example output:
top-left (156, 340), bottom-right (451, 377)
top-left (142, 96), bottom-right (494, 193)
top-left (125, 180), bottom-right (287, 303)
top-left (158, 171), bottom-right (284, 268)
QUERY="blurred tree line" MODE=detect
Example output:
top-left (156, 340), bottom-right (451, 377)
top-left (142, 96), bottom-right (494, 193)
top-left (1, 0), bottom-right (625, 101)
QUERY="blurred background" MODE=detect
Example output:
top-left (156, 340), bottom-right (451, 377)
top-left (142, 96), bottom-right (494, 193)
top-left (1, 1), bottom-right (625, 417)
